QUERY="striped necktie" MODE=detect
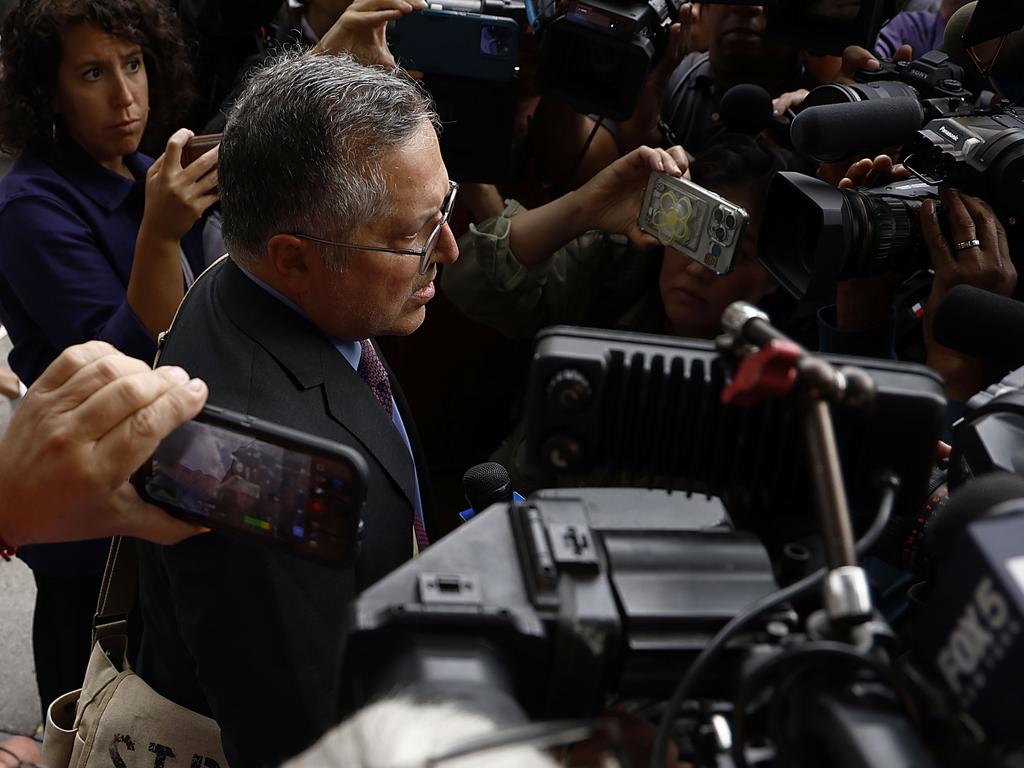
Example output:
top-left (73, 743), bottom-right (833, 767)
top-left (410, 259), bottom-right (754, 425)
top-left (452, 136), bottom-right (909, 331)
top-left (358, 340), bottom-right (429, 550)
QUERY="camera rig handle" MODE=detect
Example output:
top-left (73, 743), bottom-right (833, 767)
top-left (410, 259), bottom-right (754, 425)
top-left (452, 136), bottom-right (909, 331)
top-left (720, 302), bottom-right (878, 636)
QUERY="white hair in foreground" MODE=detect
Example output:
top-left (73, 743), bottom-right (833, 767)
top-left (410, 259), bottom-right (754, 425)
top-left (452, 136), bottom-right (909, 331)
top-left (284, 697), bottom-right (560, 768)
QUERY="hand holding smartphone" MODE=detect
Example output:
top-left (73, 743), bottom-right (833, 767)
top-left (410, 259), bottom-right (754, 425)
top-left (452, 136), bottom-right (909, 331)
top-left (181, 132), bottom-right (221, 169)
top-left (132, 405), bottom-right (366, 566)
top-left (637, 173), bottom-right (749, 275)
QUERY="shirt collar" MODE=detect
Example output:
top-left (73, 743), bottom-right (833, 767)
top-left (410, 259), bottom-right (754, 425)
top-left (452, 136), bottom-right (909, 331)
top-left (235, 261), bottom-right (362, 370)
top-left (49, 138), bottom-right (151, 212)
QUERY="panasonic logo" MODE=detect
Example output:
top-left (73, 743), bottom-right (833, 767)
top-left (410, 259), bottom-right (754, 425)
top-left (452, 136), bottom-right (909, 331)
top-left (938, 126), bottom-right (961, 143)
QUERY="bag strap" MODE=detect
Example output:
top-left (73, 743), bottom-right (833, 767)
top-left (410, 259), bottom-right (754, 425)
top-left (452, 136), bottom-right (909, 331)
top-left (91, 258), bottom-right (228, 646)
top-left (92, 536), bottom-right (137, 645)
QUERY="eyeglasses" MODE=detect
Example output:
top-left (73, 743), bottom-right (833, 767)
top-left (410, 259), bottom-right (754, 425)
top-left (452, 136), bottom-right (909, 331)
top-left (287, 181), bottom-right (459, 274)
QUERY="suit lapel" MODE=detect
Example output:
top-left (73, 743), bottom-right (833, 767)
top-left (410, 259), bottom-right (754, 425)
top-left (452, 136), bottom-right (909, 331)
top-left (320, 343), bottom-right (418, 508)
top-left (215, 259), bottom-right (417, 509)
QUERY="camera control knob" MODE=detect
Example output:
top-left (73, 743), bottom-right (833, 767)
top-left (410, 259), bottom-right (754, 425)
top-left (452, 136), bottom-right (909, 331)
top-left (962, 137), bottom-right (982, 157)
top-left (541, 433), bottom-right (585, 472)
top-left (546, 368), bottom-right (593, 413)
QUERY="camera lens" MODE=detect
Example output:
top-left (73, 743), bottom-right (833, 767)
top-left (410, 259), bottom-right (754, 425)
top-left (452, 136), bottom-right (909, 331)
top-left (714, 227), bottom-right (726, 241)
top-left (713, 208), bottom-right (723, 223)
top-left (758, 172), bottom-right (937, 299)
top-left (725, 214), bottom-right (736, 229)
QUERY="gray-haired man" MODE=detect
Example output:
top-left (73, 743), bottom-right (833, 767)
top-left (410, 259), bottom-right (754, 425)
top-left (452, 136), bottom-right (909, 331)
top-left (135, 51), bottom-right (458, 768)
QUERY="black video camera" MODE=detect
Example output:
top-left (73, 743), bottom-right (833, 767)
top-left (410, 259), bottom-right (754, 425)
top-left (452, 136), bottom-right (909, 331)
top-left (761, 51), bottom-right (1024, 299)
top-left (535, 0), bottom-right (906, 121)
top-left (338, 325), bottom-right (962, 767)
top-left (803, 49), bottom-right (973, 108)
top-left (536, 0), bottom-right (685, 121)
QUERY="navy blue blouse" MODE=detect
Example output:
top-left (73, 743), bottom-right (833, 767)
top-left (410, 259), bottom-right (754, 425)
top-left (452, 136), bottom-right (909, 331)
top-left (0, 140), bottom-right (205, 575)
top-left (0, 140), bottom-right (205, 386)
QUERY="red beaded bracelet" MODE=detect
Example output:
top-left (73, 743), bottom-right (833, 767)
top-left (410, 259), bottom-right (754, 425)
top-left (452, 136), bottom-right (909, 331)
top-left (0, 533), bottom-right (17, 562)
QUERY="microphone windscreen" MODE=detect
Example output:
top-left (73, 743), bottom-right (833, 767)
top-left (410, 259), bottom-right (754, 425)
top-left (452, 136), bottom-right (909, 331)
top-left (719, 83), bottom-right (774, 135)
top-left (790, 98), bottom-right (925, 162)
top-left (942, 1), bottom-right (1024, 99)
top-left (927, 471), bottom-right (1024, 563)
top-left (933, 285), bottom-right (1024, 370)
top-left (463, 461), bottom-right (512, 513)
top-left (941, 2), bottom-right (977, 69)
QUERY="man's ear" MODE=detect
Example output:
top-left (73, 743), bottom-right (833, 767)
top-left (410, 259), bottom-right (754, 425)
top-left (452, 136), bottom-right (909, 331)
top-left (265, 234), bottom-right (317, 296)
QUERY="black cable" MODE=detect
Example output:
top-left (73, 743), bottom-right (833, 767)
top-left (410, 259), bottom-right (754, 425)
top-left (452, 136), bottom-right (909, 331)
top-left (557, 116), bottom-right (603, 196)
top-left (729, 642), bottom-right (898, 768)
top-left (648, 473), bottom-right (900, 768)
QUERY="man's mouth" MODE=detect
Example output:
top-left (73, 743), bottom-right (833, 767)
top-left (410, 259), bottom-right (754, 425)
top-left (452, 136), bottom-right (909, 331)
top-left (412, 280), bottom-right (435, 301)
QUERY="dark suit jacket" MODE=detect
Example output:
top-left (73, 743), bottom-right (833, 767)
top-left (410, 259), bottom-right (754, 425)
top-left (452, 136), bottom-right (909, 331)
top-left (136, 257), bottom-right (436, 768)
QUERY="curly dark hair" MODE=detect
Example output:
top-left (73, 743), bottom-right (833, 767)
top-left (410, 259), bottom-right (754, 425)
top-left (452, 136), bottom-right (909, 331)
top-left (0, 0), bottom-right (194, 158)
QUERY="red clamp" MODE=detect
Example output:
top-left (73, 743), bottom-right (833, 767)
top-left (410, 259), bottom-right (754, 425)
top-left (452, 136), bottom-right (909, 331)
top-left (721, 340), bottom-right (801, 406)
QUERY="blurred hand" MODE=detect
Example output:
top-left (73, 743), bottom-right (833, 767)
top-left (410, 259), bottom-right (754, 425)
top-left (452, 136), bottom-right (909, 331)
top-left (836, 153), bottom-right (910, 188)
top-left (0, 342), bottom-right (209, 547)
top-left (577, 145), bottom-right (689, 247)
top-left (317, 0), bottom-right (427, 66)
top-left (0, 736), bottom-right (39, 768)
top-left (143, 128), bottom-right (219, 242)
top-left (920, 188), bottom-right (1016, 399)
top-left (772, 88), bottom-right (808, 117)
top-left (0, 369), bottom-right (19, 400)
top-left (836, 43), bottom-right (912, 84)
top-left (817, 152), bottom-right (909, 190)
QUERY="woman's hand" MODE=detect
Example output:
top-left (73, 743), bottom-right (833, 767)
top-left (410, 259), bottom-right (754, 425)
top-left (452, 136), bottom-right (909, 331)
top-left (920, 188), bottom-right (1016, 399)
top-left (577, 145), bottom-right (689, 248)
top-left (131, 128), bottom-right (218, 338)
top-left (142, 128), bottom-right (219, 242)
top-left (505, 145), bottom-right (688, 267)
top-left (316, 0), bottom-right (427, 67)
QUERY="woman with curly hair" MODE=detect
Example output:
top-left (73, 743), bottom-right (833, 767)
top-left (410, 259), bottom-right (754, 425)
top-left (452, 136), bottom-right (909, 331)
top-left (0, 0), bottom-right (217, 718)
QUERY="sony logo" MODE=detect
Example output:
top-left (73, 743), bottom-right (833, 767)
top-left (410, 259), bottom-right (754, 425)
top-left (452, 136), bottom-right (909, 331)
top-left (936, 577), bottom-right (1010, 695)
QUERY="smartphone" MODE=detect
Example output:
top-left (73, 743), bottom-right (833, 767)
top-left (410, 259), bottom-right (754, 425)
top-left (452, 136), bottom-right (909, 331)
top-left (637, 173), bottom-right (749, 275)
top-left (391, 9), bottom-right (518, 82)
top-left (132, 405), bottom-right (367, 567)
top-left (181, 132), bottom-right (221, 168)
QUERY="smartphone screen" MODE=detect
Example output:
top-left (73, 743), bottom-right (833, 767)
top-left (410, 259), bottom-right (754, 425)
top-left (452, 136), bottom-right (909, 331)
top-left (135, 414), bottom-right (363, 566)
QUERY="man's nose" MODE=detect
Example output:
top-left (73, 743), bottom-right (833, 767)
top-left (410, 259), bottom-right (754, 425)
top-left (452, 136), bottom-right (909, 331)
top-left (431, 222), bottom-right (459, 266)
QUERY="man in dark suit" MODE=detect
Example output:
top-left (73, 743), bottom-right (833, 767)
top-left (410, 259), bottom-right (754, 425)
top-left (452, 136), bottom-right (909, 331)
top-left (135, 51), bottom-right (459, 768)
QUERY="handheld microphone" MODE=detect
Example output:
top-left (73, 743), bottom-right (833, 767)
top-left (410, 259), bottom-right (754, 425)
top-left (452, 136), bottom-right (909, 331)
top-left (790, 98), bottom-right (926, 162)
top-left (933, 285), bottom-right (1024, 373)
top-left (914, 472), bottom-right (1024, 744)
top-left (460, 462), bottom-right (524, 521)
top-left (719, 83), bottom-right (775, 136)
